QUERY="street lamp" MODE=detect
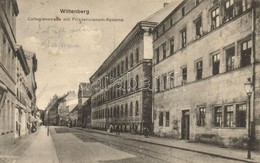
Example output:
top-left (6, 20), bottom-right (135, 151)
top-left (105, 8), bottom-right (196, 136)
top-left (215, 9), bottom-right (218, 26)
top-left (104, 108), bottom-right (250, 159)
top-left (244, 78), bottom-right (253, 159)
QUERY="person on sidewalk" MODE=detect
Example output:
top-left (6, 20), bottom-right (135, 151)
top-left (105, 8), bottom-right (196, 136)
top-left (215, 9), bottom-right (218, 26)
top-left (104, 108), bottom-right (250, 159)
top-left (144, 127), bottom-right (149, 138)
top-left (115, 125), bottom-right (120, 135)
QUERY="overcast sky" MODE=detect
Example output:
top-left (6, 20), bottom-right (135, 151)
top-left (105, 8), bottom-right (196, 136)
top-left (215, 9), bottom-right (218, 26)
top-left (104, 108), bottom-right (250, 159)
top-left (16, 0), bottom-right (181, 110)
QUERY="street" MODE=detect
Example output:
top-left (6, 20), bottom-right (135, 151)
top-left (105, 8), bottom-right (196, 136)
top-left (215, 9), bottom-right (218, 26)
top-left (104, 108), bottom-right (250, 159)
top-left (49, 127), bottom-right (244, 163)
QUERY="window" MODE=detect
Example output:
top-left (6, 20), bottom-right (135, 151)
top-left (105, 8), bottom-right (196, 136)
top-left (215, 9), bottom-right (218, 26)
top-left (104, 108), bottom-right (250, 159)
top-left (212, 53), bottom-right (220, 75)
top-left (117, 64), bottom-right (120, 76)
top-left (162, 43), bottom-right (166, 59)
top-left (130, 102), bottom-right (133, 116)
top-left (159, 112), bottom-right (163, 126)
top-left (241, 39), bottom-right (252, 68)
top-left (125, 57), bottom-right (128, 70)
top-left (181, 29), bottom-right (187, 48)
top-left (182, 7), bottom-right (185, 17)
top-left (194, 17), bottom-right (202, 38)
top-left (226, 47), bottom-right (235, 71)
top-left (214, 106), bottom-right (222, 127)
top-left (224, 0), bottom-right (234, 22)
top-left (236, 104), bottom-right (246, 127)
top-left (130, 53), bottom-right (134, 67)
top-left (155, 48), bottom-right (160, 64)
top-left (211, 7), bottom-right (220, 29)
top-left (237, 0), bottom-right (251, 14)
top-left (162, 75), bottom-right (167, 90)
top-left (125, 104), bottom-right (128, 117)
top-left (135, 48), bottom-right (139, 63)
top-left (166, 112), bottom-right (170, 126)
top-left (170, 38), bottom-right (174, 55)
top-left (121, 105), bottom-right (124, 117)
top-left (121, 61), bottom-right (124, 73)
top-left (196, 60), bottom-right (203, 80)
top-left (135, 75), bottom-right (139, 90)
top-left (197, 107), bottom-right (206, 126)
top-left (135, 101), bottom-right (139, 116)
top-left (224, 105), bottom-right (234, 127)
top-left (156, 77), bottom-right (160, 92)
top-left (125, 80), bottom-right (128, 94)
top-left (182, 67), bottom-right (187, 83)
top-left (169, 72), bottom-right (174, 89)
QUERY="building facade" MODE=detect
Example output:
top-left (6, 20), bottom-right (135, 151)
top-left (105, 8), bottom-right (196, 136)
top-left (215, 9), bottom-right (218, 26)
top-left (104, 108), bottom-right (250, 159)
top-left (15, 45), bottom-right (31, 138)
top-left (77, 82), bottom-right (92, 127)
top-left (82, 98), bottom-right (91, 128)
top-left (58, 91), bottom-right (77, 126)
top-left (89, 3), bottom-right (180, 133)
top-left (0, 0), bottom-right (19, 145)
top-left (152, 0), bottom-right (260, 148)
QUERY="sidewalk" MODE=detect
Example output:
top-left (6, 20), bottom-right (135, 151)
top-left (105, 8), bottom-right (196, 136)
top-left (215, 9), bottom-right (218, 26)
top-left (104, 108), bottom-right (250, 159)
top-left (17, 126), bottom-right (59, 163)
top-left (76, 127), bottom-right (260, 163)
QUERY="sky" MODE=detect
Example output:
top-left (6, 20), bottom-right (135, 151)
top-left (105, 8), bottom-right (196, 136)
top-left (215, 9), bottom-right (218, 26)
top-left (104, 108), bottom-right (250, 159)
top-left (16, 0), bottom-right (181, 110)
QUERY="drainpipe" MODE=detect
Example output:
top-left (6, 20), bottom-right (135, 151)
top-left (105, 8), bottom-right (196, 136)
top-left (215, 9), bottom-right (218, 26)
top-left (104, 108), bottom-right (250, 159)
top-left (251, 0), bottom-right (256, 144)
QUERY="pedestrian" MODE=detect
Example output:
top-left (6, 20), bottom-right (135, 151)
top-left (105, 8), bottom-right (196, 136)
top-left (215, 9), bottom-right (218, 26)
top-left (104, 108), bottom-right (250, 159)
top-left (144, 127), bottom-right (149, 138)
top-left (115, 125), bottom-right (120, 135)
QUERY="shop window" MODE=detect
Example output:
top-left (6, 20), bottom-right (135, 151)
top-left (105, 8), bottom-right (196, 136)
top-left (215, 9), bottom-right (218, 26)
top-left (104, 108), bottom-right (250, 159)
top-left (197, 107), bottom-right (206, 126)
top-left (212, 53), bottom-right (220, 75)
top-left (241, 39), bottom-right (252, 68)
top-left (236, 104), bottom-right (246, 127)
top-left (226, 47), bottom-right (235, 71)
top-left (214, 106), bottom-right (222, 127)
top-left (224, 105), bottom-right (234, 127)
top-left (196, 60), bottom-right (203, 80)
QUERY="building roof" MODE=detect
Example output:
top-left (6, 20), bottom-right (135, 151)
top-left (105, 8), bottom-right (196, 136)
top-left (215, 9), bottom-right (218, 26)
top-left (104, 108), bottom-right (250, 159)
top-left (16, 45), bottom-right (30, 75)
top-left (143, 1), bottom-right (183, 24)
top-left (69, 104), bottom-right (78, 113)
top-left (90, 3), bottom-right (182, 82)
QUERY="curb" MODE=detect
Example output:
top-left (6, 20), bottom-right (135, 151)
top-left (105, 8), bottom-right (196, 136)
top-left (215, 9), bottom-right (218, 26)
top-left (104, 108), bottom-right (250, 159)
top-left (76, 127), bottom-right (258, 163)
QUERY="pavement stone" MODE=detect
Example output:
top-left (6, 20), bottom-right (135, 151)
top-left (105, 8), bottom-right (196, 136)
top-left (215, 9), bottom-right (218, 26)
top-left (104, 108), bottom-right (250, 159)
top-left (76, 127), bottom-right (260, 163)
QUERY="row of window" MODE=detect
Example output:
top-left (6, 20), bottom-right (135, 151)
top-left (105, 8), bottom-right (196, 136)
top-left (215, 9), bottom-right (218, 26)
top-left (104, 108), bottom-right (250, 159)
top-left (92, 101), bottom-right (139, 119)
top-left (157, 103), bottom-right (246, 128)
top-left (155, 0), bottom-right (251, 64)
top-left (96, 48), bottom-right (140, 92)
top-left (155, 38), bottom-right (252, 92)
top-left (92, 75), bottom-right (141, 107)
top-left (197, 103), bottom-right (247, 128)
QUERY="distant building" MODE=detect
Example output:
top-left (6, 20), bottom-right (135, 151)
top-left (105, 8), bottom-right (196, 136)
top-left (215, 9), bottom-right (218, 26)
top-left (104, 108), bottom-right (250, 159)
top-left (152, 0), bottom-right (260, 149)
top-left (58, 91), bottom-right (77, 126)
top-left (82, 98), bottom-right (91, 128)
top-left (69, 104), bottom-right (78, 127)
top-left (77, 82), bottom-right (92, 127)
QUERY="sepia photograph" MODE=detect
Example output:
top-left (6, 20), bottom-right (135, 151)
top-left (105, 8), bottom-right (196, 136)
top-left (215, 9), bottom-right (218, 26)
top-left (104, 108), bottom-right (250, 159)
top-left (0, 0), bottom-right (260, 162)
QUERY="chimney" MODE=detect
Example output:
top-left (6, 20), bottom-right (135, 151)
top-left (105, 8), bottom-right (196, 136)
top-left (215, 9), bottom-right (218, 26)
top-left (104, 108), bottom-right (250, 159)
top-left (164, 3), bottom-right (170, 7)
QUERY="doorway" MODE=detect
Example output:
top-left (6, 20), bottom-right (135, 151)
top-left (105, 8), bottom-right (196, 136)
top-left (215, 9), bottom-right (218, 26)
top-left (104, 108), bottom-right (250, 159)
top-left (181, 110), bottom-right (190, 140)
